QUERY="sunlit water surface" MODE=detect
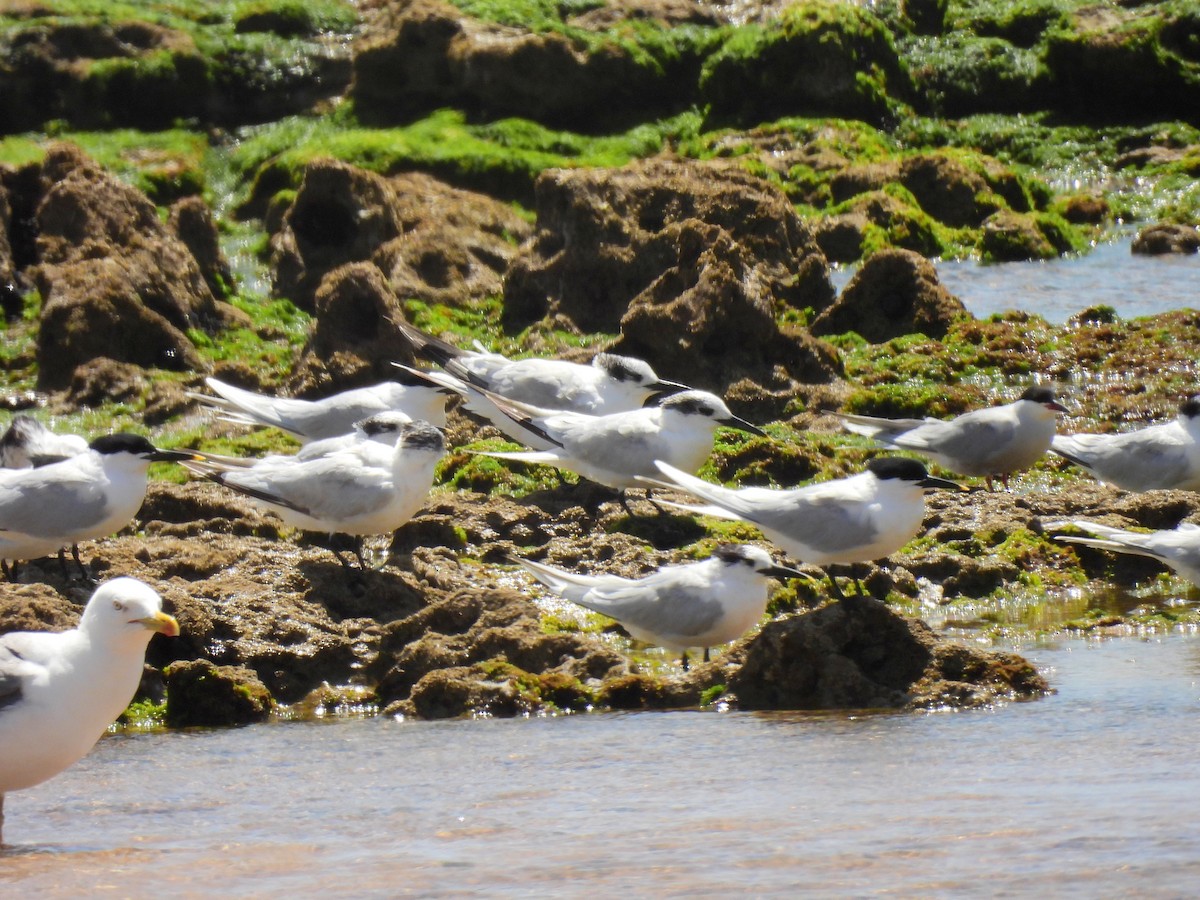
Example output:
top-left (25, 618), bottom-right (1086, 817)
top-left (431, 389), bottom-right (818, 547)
top-left (4, 636), bottom-right (1200, 897)
top-left (832, 233), bottom-right (1200, 323)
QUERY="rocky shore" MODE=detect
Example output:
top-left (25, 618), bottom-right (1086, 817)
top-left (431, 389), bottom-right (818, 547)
top-left (1, 0), bottom-right (1198, 724)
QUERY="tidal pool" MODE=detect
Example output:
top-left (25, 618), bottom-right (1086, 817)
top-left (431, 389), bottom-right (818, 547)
top-left (4, 634), bottom-right (1200, 897)
top-left (831, 233), bottom-right (1200, 324)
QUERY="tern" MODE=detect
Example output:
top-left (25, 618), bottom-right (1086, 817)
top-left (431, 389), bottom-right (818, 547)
top-left (0, 577), bottom-right (179, 844)
top-left (467, 387), bottom-right (765, 502)
top-left (0, 434), bottom-right (201, 579)
top-left (836, 385), bottom-right (1067, 489)
top-left (1050, 396), bottom-right (1200, 492)
top-left (190, 368), bottom-right (457, 441)
top-left (183, 420), bottom-right (446, 568)
top-left (1046, 518), bottom-right (1200, 587)
top-left (394, 320), bottom-right (689, 414)
top-left (645, 457), bottom-right (961, 599)
top-left (0, 416), bottom-right (88, 469)
top-left (519, 544), bottom-right (807, 670)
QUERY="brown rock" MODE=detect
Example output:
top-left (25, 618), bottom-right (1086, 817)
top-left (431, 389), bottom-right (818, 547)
top-left (1131, 223), bottom-right (1200, 255)
top-left (164, 659), bottom-right (274, 727)
top-left (810, 248), bottom-right (968, 342)
top-left (286, 262), bottom-right (414, 394)
top-left (168, 196), bottom-right (235, 299)
top-left (270, 160), bottom-right (530, 312)
top-left (30, 144), bottom-right (233, 391)
top-left (723, 598), bottom-right (1046, 710)
top-left (505, 158), bottom-right (840, 393)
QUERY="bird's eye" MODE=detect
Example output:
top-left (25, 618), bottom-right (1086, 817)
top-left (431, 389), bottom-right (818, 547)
top-left (112, 600), bottom-right (125, 612)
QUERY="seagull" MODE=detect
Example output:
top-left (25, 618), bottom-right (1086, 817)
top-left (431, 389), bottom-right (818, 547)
top-left (1046, 518), bottom-right (1200, 587)
top-left (466, 387), bottom-right (765, 500)
top-left (0, 576), bottom-right (179, 844)
top-left (0, 434), bottom-right (202, 579)
top-left (0, 416), bottom-right (88, 469)
top-left (189, 368), bottom-right (458, 441)
top-left (836, 385), bottom-right (1068, 489)
top-left (394, 320), bottom-right (690, 414)
top-left (183, 420), bottom-right (446, 568)
top-left (518, 544), bottom-right (807, 670)
top-left (1050, 396), bottom-right (1200, 491)
top-left (644, 456), bottom-right (961, 600)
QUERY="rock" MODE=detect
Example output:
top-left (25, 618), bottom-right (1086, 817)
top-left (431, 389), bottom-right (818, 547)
top-left (270, 160), bottom-right (530, 312)
top-left (29, 144), bottom-right (236, 391)
top-left (168, 197), bottom-right (235, 299)
top-left (64, 358), bottom-right (149, 408)
top-left (351, 0), bottom-right (695, 131)
top-left (372, 171), bottom-right (532, 309)
top-left (0, 178), bottom-right (21, 319)
top-left (1131, 223), bottom-right (1200, 255)
top-left (722, 598), bottom-right (1047, 710)
top-left (285, 262), bottom-right (415, 394)
top-left (164, 659), bottom-right (274, 727)
top-left (504, 158), bottom-right (840, 393)
top-left (699, 1), bottom-right (911, 124)
top-left (978, 209), bottom-right (1057, 262)
top-left (270, 159), bottom-right (402, 311)
top-left (810, 248), bottom-right (968, 342)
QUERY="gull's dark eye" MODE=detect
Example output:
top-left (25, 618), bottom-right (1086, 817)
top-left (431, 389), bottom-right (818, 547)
top-left (112, 601), bottom-right (125, 612)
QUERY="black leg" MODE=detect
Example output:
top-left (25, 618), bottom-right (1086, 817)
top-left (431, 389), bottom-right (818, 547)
top-left (680, 650), bottom-right (690, 672)
top-left (353, 536), bottom-right (369, 571)
top-left (825, 570), bottom-right (847, 601)
top-left (703, 646), bottom-right (711, 664)
top-left (71, 544), bottom-right (90, 580)
top-left (1, 560), bottom-right (11, 581)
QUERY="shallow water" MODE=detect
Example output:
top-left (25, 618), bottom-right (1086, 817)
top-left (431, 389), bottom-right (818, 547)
top-left (831, 233), bottom-right (1200, 324)
top-left (4, 634), bottom-right (1200, 897)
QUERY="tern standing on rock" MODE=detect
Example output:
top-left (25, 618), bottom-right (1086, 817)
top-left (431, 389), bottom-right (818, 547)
top-left (646, 457), bottom-right (961, 600)
top-left (467, 387), bottom-right (765, 504)
top-left (0, 434), bottom-right (202, 579)
top-left (836, 385), bottom-right (1068, 489)
top-left (519, 544), bottom-right (807, 670)
top-left (0, 577), bottom-right (179, 845)
top-left (1050, 395), bottom-right (1200, 492)
top-left (183, 420), bottom-right (446, 569)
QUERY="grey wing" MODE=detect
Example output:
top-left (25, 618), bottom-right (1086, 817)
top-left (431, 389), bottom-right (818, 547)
top-left (896, 417), bottom-right (1014, 465)
top-left (0, 472), bottom-right (109, 538)
top-left (584, 581), bottom-right (724, 641)
top-left (229, 456), bottom-right (391, 520)
top-left (752, 493), bottom-right (878, 557)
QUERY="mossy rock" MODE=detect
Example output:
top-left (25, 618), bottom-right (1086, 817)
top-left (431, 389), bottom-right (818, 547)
top-left (699, 1), bottom-right (913, 125)
top-left (164, 658), bottom-right (274, 727)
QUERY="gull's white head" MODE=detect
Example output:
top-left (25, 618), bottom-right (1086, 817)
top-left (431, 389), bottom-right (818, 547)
top-left (78, 577), bottom-right (180, 644)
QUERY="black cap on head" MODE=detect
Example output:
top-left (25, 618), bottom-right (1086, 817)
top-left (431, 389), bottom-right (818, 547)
top-left (866, 456), bottom-right (930, 482)
top-left (595, 353), bottom-right (655, 385)
top-left (88, 433), bottom-right (158, 456)
top-left (359, 413), bottom-right (408, 437)
top-left (1181, 396), bottom-right (1200, 418)
top-left (713, 543), bottom-right (756, 567)
top-left (1020, 385), bottom-right (1057, 404)
top-left (398, 421), bottom-right (445, 452)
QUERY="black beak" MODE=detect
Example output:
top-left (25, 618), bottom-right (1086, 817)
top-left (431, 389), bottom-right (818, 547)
top-left (920, 474), bottom-right (965, 491)
top-left (147, 448), bottom-right (206, 463)
top-left (719, 415), bottom-right (767, 438)
top-left (763, 564), bottom-right (810, 581)
top-left (1045, 400), bottom-right (1069, 414)
top-left (648, 379), bottom-right (691, 395)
